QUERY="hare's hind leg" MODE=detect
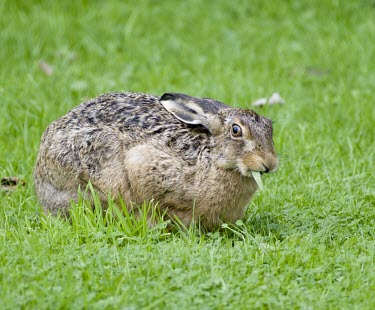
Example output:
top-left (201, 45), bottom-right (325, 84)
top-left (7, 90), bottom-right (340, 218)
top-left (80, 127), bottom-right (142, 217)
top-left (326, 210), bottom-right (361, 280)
top-left (34, 177), bottom-right (78, 217)
top-left (34, 126), bottom-right (127, 216)
top-left (34, 156), bottom-right (86, 216)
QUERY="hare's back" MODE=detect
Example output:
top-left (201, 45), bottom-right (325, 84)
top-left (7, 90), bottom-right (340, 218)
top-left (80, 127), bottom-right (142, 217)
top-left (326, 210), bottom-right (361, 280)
top-left (59, 92), bottom-right (175, 133)
top-left (36, 93), bottom-right (174, 186)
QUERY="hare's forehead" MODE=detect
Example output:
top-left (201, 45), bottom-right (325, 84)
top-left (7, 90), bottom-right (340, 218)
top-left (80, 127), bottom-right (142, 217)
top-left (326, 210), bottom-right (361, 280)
top-left (224, 110), bottom-right (267, 125)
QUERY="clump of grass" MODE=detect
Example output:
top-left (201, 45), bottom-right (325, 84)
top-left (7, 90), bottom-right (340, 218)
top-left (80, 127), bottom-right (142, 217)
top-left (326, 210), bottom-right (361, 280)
top-left (69, 182), bottom-right (171, 245)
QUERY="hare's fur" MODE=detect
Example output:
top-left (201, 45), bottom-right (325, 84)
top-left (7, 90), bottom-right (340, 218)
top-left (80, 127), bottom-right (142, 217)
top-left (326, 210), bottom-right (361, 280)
top-left (34, 92), bottom-right (278, 230)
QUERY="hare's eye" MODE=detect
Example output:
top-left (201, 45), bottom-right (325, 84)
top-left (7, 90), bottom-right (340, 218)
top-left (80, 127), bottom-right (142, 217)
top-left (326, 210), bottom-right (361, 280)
top-left (231, 124), bottom-right (242, 137)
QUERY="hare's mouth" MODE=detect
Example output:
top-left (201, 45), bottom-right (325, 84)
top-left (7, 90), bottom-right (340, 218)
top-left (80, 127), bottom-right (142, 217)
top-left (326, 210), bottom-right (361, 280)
top-left (237, 162), bottom-right (263, 177)
top-left (236, 164), bottom-right (264, 189)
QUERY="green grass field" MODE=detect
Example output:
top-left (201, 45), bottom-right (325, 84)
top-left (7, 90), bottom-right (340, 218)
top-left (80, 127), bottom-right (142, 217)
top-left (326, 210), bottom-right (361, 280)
top-left (1, 0), bottom-right (375, 308)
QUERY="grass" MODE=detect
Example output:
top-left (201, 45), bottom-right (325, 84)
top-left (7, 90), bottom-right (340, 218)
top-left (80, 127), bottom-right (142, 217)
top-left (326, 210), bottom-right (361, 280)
top-left (1, 0), bottom-right (375, 308)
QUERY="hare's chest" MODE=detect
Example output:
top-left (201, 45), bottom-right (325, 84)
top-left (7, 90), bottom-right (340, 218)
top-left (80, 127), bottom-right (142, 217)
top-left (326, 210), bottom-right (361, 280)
top-left (193, 170), bottom-right (258, 221)
top-left (218, 174), bottom-right (257, 211)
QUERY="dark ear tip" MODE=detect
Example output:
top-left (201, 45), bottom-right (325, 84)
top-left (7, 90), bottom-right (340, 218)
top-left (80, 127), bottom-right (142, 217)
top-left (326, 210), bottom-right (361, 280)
top-left (160, 93), bottom-right (175, 101)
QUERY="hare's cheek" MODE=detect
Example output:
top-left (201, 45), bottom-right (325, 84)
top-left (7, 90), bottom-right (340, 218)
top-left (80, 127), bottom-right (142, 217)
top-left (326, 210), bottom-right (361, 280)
top-left (243, 140), bottom-right (256, 152)
top-left (236, 160), bottom-right (253, 177)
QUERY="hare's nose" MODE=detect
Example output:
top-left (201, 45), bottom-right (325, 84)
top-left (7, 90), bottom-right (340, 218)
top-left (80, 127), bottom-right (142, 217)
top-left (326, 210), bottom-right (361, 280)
top-left (262, 164), bottom-right (270, 173)
top-left (263, 155), bottom-right (278, 173)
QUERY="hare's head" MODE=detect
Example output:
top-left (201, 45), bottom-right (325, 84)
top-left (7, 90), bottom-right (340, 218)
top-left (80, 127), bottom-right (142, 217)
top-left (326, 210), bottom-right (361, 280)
top-left (160, 93), bottom-right (278, 177)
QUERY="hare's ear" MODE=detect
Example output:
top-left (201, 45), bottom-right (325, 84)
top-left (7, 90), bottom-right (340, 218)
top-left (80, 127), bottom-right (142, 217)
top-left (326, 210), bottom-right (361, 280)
top-left (160, 93), bottom-right (222, 133)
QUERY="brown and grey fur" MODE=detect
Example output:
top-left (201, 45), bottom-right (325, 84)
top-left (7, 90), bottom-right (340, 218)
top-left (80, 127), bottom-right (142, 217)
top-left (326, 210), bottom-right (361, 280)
top-left (34, 92), bottom-right (278, 231)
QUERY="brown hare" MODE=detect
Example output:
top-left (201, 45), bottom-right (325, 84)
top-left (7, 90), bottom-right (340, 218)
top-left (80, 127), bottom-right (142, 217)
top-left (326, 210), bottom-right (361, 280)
top-left (34, 92), bottom-right (278, 231)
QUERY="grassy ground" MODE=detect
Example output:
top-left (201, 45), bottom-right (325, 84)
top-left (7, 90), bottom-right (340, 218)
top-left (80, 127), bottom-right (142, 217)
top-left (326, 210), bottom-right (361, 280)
top-left (1, 0), bottom-right (375, 308)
